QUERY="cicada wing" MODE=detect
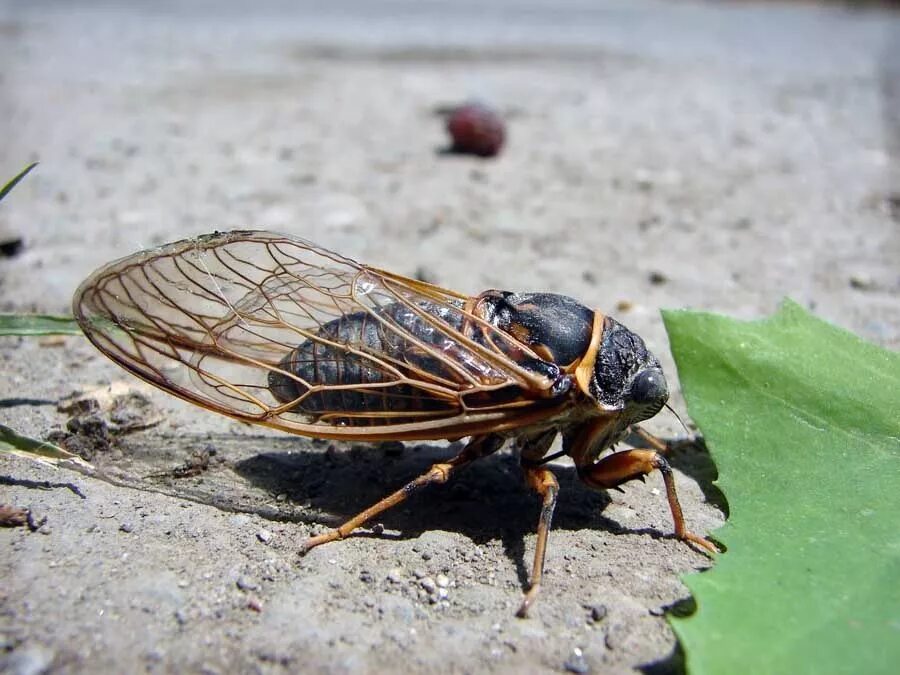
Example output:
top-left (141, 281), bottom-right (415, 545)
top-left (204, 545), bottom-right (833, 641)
top-left (73, 231), bottom-right (563, 440)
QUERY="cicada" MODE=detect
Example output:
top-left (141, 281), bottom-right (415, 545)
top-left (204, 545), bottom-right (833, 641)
top-left (73, 230), bottom-right (715, 616)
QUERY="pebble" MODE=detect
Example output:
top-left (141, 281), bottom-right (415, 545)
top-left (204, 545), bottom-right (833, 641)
top-left (119, 522), bottom-right (134, 533)
top-left (849, 275), bottom-right (876, 291)
top-left (564, 647), bottom-right (590, 674)
top-left (387, 568), bottom-right (403, 584)
top-left (420, 577), bottom-right (437, 593)
top-left (585, 603), bottom-right (608, 623)
top-left (435, 574), bottom-right (449, 589)
top-left (236, 576), bottom-right (258, 591)
top-left (256, 529), bottom-right (273, 544)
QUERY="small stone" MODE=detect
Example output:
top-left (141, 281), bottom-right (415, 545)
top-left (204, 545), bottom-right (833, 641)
top-left (256, 529), bottom-right (273, 544)
top-left (119, 522), bottom-right (134, 533)
top-left (648, 271), bottom-right (668, 285)
top-left (849, 275), bottom-right (876, 291)
top-left (436, 588), bottom-right (448, 601)
top-left (236, 576), bottom-right (258, 591)
top-left (387, 568), bottom-right (403, 584)
top-left (435, 574), bottom-right (449, 588)
top-left (420, 577), bottom-right (437, 593)
top-left (587, 604), bottom-right (608, 623)
top-left (564, 647), bottom-right (590, 674)
top-left (359, 570), bottom-right (375, 584)
top-left (247, 597), bottom-right (263, 612)
top-left (413, 569), bottom-right (427, 580)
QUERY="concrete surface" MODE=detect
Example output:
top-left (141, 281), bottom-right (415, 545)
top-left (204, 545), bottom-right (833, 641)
top-left (1, 1), bottom-right (898, 673)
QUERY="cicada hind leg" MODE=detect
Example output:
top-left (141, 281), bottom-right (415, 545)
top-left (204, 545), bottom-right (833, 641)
top-left (298, 434), bottom-right (504, 554)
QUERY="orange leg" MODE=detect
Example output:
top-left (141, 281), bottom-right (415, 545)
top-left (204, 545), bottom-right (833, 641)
top-left (630, 426), bottom-right (670, 453)
top-left (629, 425), bottom-right (698, 455)
top-left (579, 449), bottom-right (717, 554)
top-left (516, 465), bottom-right (560, 618)
top-left (299, 434), bottom-right (503, 554)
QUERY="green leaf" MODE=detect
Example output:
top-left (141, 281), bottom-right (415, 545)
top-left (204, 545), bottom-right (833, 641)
top-left (0, 424), bottom-right (93, 469)
top-left (662, 300), bottom-right (900, 675)
top-left (0, 162), bottom-right (38, 203)
top-left (0, 314), bottom-right (82, 336)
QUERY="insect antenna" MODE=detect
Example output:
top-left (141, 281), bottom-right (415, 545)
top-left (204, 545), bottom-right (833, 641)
top-left (665, 403), bottom-right (691, 436)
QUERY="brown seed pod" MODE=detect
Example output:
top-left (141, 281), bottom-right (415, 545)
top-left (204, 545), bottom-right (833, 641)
top-left (445, 102), bottom-right (506, 157)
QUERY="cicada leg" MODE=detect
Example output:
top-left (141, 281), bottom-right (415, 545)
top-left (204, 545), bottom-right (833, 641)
top-left (579, 449), bottom-right (717, 554)
top-left (299, 434), bottom-right (504, 554)
top-left (515, 428), bottom-right (560, 618)
top-left (516, 465), bottom-right (559, 618)
top-left (628, 425), bottom-right (699, 456)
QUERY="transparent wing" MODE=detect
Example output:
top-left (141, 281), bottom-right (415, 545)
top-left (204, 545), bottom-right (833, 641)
top-left (73, 231), bottom-right (566, 441)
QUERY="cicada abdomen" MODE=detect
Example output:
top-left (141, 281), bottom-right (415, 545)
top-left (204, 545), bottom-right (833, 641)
top-left (267, 300), bottom-right (473, 424)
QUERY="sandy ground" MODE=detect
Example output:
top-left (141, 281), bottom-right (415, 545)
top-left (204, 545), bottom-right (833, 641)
top-left (1, 1), bottom-right (898, 673)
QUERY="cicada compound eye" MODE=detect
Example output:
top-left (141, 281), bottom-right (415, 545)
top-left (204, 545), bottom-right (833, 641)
top-left (629, 368), bottom-right (668, 411)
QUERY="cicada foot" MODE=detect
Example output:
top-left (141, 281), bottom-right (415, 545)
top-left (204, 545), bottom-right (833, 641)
top-left (679, 531), bottom-right (719, 556)
top-left (298, 530), bottom-right (342, 555)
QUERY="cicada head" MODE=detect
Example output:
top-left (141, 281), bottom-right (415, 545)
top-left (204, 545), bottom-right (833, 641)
top-left (587, 317), bottom-right (669, 424)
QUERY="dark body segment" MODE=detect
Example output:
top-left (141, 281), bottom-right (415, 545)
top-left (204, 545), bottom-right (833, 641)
top-left (268, 291), bottom-right (595, 423)
top-left (476, 291), bottom-right (596, 368)
top-left (268, 300), bottom-right (468, 421)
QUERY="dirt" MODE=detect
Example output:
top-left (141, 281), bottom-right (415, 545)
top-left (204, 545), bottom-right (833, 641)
top-left (1, 1), bottom-right (898, 674)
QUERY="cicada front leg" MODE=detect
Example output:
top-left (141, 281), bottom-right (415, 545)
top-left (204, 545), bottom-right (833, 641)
top-left (628, 424), bottom-right (697, 456)
top-left (578, 447), bottom-right (718, 555)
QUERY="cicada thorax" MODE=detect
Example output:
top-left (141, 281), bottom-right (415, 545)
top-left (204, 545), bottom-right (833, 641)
top-left (471, 291), bottom-right (596, 369)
